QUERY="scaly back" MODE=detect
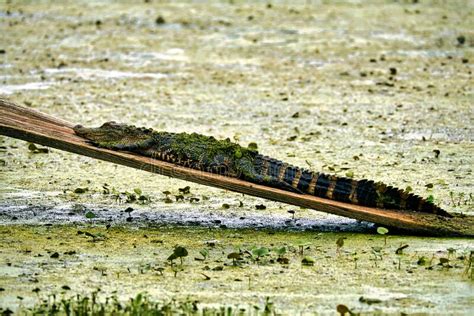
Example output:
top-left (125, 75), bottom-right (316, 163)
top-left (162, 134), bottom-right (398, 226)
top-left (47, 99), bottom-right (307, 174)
top-left (74, 122), bottom-right (452, 218)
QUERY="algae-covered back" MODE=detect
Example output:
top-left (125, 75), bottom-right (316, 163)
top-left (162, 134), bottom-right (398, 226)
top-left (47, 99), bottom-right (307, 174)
top-left (167, 131), bottom-right (258, 165)
top-left (75, 120), bottom-right (260, 179)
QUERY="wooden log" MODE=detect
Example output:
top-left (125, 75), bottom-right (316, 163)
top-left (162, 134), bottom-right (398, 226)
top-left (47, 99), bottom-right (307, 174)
top-left (0, 97), bottom-right (472, 237)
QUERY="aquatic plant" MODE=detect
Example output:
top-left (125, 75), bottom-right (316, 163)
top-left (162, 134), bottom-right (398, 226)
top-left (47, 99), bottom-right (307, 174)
top-left (376, 227), bottom-right (389, 245)
top-left (20, 291), bottom-right (243, 315)
top-left (167, 246), bottom-right (188, 265)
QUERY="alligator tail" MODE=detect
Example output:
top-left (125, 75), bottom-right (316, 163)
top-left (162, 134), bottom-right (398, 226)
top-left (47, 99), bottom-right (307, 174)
top-left (254, 155), bottom-right (452, 217)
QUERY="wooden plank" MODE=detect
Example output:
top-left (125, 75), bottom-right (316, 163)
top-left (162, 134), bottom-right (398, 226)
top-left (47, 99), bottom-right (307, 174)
top-left (0, 97), bottom-right (473, 237)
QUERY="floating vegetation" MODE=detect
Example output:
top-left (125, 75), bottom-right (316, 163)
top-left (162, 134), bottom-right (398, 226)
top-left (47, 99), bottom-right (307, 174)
top-left (85, 211), bottom-right (96, 219)
top-left (77, 230), bottom-right (107, 242)
top-left (449, 191), bottom-right (473, 207)
top-left (15, 291), bottom-right (278, 315)
top-left (376, 227), bottom-right (389, 245)
top-left (417, 256), bottom-right (428, 266)
top-left (198, 249), bottom-right (209, 261)
top-left (178, 186), bottom-right (191, 194)
top-left (222, 203), bottom-right (230, 209)
top-left (0, 225), bottom-right (473, 313)
top-left (275, 246), bottom-right (287, 257)
top-left (336, 237), bottom-right (345, 253)
top-left (50, 252), bottom-right (60, 259)
top-left (464, 251), bottom-right (474, 280)
top-left (114, 190), bottom-right (151, 204)
top-left (359, 296), bottom-right (382, 305)
top-left (27, 143), bottom-right (49, 154)
top-left (168, 246), bottom-right (189, 265)
top-left (97, 184), bottom-right (153, 204)
top-left (74, 187), bottom-right (88, 194)
top-left (227, 252), bottom-right (242, 265)
top-left (301, 256), bottom-right (315, 266)
top-left (251, 247), bottom-right (269, 262)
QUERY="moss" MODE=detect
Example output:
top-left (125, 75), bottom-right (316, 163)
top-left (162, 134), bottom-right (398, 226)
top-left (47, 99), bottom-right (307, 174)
top-left (76, 122), bottom-right (259, 178)
top-left (169, 132), bottom-right (256, 162)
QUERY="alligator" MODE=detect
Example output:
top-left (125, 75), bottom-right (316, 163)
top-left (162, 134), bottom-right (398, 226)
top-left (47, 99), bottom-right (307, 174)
top-left (74, 121), bottom-right (452, 218)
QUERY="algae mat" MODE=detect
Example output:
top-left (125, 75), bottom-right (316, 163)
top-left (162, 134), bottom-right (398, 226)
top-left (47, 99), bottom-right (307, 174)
top-left (0, 226), bottom-right (473, 314)
top-left (0, 0), bottom-right (473, 314)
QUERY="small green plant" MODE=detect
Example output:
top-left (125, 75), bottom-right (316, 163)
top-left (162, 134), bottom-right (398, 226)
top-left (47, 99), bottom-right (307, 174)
top-left (371, 246), bottom-right (383, 267)
top-left (168, 246), bottom-right (188, 265)
top-left (28, 143), bottom-right (49, 154)
top-left (252, 247), bottom-right (269, 259)
top-left (464, 251), bottom-right (473, 280)
top-left (377, 227), bottom-right (389, 245)
top-left (74, 187), bottom-right (88, 194)
top-left (227, 252), bottom-right (241, 266)
top-left (25, 292), bottom-right (232, 314)
top-left (447, 247), bottom-right (456, 259)
top-left (395, 244), bottom-right (409, 270)
top-left (439, 257), bottom-right (452, 269)
top-left (112, 188), bottom-right (151, 204)
top-left (352, 252), bottom-right (359, 269)
top-left (263, 297), bottom-right (274, 314)
top-left (178, 186), bottom-right (191, 194)
top-left (449, 191), bottom-right (456, 205)
top-left (449, 191), bottom-right (472, 206)
top-left (199, 249), bottom-right (209, 261)
top-left (298, 242), bottom-right (311, 255)
top-left (301, 256), bottom-right (315, 266)
top-left (417, 256), bottom-right (428, 266)
top-left (275, 246), bottom-right (287, 257)
top-left (336, 237), bottom-right (345, 254)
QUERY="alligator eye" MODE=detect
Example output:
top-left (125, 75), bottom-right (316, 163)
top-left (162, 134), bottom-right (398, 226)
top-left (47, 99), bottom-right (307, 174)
top-left (218, 165), bottom-right (228, 175)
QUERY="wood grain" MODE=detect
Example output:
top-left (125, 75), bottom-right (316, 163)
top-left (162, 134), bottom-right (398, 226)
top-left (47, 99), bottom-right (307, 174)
top-left (1, 97), bottom-right (472, 237)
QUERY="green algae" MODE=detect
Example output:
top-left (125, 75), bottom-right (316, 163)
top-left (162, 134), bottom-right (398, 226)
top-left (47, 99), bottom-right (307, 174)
top-left (167, 131), bottom-right (258, 172)
top-left (0, 225), bottom-right (473, 314)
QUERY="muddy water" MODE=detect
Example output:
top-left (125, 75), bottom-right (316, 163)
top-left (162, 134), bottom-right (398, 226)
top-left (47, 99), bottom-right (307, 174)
top-left (0, 0), bottom-right (473, 314)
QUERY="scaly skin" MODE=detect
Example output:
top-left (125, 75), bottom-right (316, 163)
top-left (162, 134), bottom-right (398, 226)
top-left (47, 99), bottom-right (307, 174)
top-left (74, 122), bottom-right (452, 217)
